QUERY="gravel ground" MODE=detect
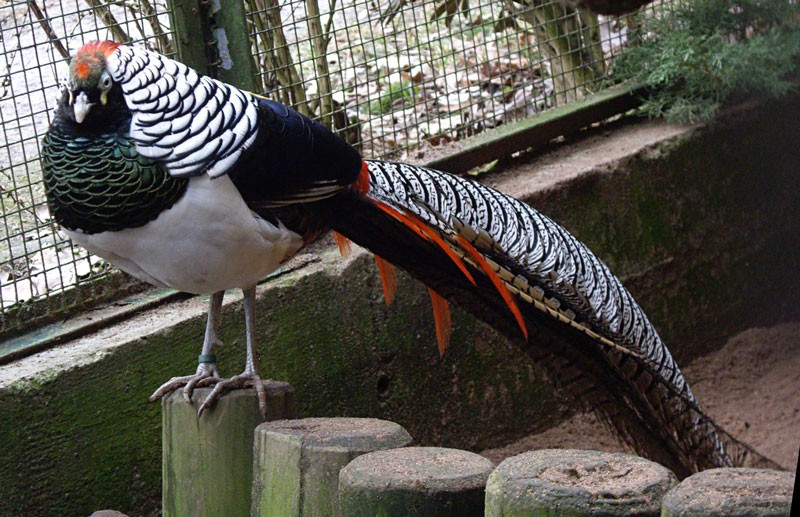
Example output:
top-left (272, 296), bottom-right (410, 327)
top-left (482, 321), bottom-right (800, 473)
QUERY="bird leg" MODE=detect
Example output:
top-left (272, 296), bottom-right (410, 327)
top-left (149, 291), bottom-right (225, 403)
top-left (196, 286), bottom-right (269, 417)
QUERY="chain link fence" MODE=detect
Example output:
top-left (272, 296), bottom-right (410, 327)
top-left (0, 0), bottom-right (665, 339)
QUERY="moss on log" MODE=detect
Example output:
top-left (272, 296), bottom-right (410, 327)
top-left (338, 446), bottom-right (494, 516)
top-left (252, 417), bottom-right (412, 516)
top-left (162, 384), bottom-right (295, 516)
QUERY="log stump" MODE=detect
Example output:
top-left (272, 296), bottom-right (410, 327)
top-left (661, 468), bottom-right (794, 516)
top-left (485, 449), bottom-right (676, 516)
top-left (251, 417), bottom-right (412, 516)
top-left (338, 446), bottom-right (494, 516)
top-left (162, 383), bottom-right (295, 517)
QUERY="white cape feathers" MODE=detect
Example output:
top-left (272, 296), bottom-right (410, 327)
top-left (107, 45), bottom-right (259, 179)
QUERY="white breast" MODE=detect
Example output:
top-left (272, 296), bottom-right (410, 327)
top-left (66, 176), bottom-right (304, 294)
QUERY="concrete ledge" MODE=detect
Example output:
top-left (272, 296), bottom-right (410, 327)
top-left (2, 96), bottom-right (800, 514)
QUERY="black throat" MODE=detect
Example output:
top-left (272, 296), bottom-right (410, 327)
top-left (42, 96), bottom-right (188, 234)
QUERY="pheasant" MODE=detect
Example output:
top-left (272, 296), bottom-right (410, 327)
top-left (42, 41), bottom-right (777, 478)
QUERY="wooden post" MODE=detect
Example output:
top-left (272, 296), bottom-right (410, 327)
top-left (661, 468), bottom-right (794, 516)
top-left (251, 417), bottom-right (412, 517)
top-left (485, 449), bottom-right (676, 516)
top-left (162, 383), bottom-right (295, 517)
top-left (166, 0), bottom-right (257, 92)
top-left (166, 0), bottom-right (210, 73)
top-left (210, 0), bottom-right (259, 92)
top-left (338, 447), bottom-right (494, 517)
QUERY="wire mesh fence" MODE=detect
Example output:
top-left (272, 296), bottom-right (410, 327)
top-left (0, 0), bottom-right (666, 338)
top-left (0, 0), bottom-right (175, 336)
top-left (245, 0), bottom-right (636, 160)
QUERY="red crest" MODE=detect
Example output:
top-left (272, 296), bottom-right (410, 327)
top-left (72, 41), bottom-right (121, 79)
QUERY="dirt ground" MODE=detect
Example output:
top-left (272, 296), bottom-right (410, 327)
top-left (481, 322), bottom-right (800, 473)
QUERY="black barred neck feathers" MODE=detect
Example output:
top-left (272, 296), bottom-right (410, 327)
top-left (107, 45), bottom-right (259, 178)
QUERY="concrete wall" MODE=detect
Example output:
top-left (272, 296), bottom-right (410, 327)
top-left (1, 96), bottom-right (799, 516)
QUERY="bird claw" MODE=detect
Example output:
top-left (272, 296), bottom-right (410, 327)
top-left (196, 371), bottom-right (268, 418)
top-left (148, 363), bottom-right (221, 404)
top-left (150, 368), bottom-right (268, 419)
top-left (149, 287), bottom-right (269, 418)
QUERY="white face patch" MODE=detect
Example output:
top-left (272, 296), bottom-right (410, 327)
top-left (107, 45), bottom-right (259, 178)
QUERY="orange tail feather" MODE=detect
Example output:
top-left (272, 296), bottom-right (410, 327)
top-left (456, 235), bottom-right (528, 340)
top-left (355, 161), bottom-right (370, 194)
top-left (428, 288), bottom-right (452, 357)
top-left (333, 231), bottom-right (352, 257)
top-left (373, 202), bottom-right (476, 286)
top-left (374, 255), bottom-right (398, 306)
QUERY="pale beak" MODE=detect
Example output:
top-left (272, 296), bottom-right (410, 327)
top-left (73, 91), bottom-right (94, 124)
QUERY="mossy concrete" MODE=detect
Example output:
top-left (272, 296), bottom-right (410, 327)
top-left (1, 96), bottom-right (799, 515)
top-left (511, 96), bottom-right (800, 362)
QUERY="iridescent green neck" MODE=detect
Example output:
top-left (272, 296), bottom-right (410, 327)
top-left (42, 121), bottom-right (188, 234)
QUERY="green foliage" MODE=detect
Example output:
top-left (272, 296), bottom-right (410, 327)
top-left (612, 0), bottom-right (800, 122)
top-left (369, 79), bottom-right (419, 115)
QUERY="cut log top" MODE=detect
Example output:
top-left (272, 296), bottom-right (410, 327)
top-left (486, 449), bottom-right (677, 516)
top-left (256, 417), bottom-right (412, 451)
top-left (499, 448), bottom-right (676, 495)
top-left (662, 468), bottom-right (795, 516)
top-left (340, 446), bottom-right (495, 492)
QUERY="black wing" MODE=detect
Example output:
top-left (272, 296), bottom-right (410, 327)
top-left (228, 98), bottom-right (362, 209)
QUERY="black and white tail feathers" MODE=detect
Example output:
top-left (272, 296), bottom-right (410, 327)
top-left (331, 160), bottom-right (780, 479)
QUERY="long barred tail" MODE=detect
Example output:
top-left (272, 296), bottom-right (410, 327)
top-left (331, 160), bottom-right (780, 478)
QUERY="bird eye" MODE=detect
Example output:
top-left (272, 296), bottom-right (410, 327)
top-left (99, 72), bottom-right (113, 91)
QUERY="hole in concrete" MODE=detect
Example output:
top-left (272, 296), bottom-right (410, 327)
top-left (376, 371), bottom-right (391, 399)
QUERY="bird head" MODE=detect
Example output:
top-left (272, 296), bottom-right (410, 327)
top-left (64, 41), bottom-right (122, 124)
